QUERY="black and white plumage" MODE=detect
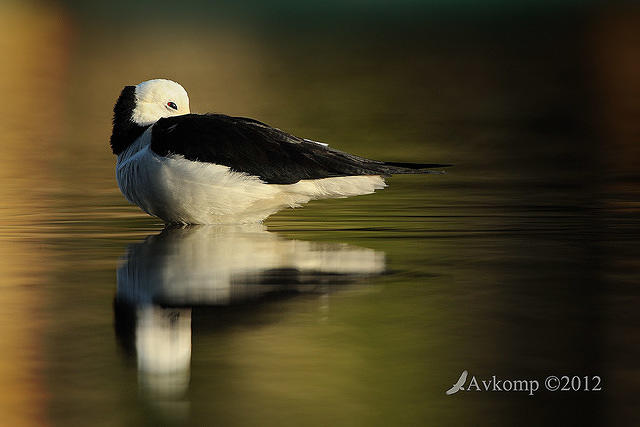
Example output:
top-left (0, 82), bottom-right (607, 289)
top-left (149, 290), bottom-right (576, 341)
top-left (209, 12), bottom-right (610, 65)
top-left (111, 79), bottom-right (448, 224)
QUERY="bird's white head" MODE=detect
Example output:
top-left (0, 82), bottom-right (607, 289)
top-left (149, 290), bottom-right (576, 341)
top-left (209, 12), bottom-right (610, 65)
top-left (131, 79), bottom-right (190, 126)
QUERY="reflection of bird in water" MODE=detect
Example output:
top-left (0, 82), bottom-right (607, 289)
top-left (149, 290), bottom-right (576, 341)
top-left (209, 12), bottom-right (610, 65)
top-left (116, 224), bottom-right (385, 306)
top-left (113, 224), bottom-right (385, 409)
top-left (110, 79), bottom-right (449, 224)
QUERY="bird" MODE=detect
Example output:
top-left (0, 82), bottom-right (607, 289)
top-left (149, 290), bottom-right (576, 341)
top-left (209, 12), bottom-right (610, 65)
top-left (110, 79), bottom-right (449, 224)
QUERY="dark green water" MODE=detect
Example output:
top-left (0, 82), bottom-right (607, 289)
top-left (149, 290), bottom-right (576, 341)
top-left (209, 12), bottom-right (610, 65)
top-left (1, 2), bottom-right (639, 426)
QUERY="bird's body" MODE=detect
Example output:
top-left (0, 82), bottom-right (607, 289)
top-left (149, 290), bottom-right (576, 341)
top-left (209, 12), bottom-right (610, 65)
top-left (111, 79), bottom-right (447, 224)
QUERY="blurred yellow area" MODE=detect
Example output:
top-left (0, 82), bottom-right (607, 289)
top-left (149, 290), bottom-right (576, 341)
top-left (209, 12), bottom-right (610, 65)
top-left (0, 3), bottom-right (71, 426)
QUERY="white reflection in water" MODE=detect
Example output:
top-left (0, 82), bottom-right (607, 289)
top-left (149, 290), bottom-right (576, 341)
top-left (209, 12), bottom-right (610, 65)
top-left (134, 307), bottom-right (192, 399)
top-left (114, 224), bottom-right (385, 411)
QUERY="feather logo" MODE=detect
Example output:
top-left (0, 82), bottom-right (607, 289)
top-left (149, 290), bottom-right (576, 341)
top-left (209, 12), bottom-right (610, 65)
top-left (445, 370), bottom-right (469, 395)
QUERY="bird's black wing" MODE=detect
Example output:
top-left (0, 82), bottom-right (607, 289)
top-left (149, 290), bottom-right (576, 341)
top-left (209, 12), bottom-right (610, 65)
top-left (150, 114), bottom-right (448, 185)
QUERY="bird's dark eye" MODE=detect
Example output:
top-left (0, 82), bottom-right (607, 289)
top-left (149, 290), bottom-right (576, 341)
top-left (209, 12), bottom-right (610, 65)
top-left (167, 101), bottom-right (178, 110)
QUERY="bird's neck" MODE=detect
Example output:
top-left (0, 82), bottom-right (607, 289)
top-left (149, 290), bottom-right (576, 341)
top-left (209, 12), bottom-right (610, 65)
top-left (111, 120), bottom-right (150, 155)
top-left (110, 85), bottom-right (150, 155)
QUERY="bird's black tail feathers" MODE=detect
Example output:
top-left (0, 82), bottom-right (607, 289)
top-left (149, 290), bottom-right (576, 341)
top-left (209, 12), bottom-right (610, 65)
top-left (379, 161), bottom-right (452, 175)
